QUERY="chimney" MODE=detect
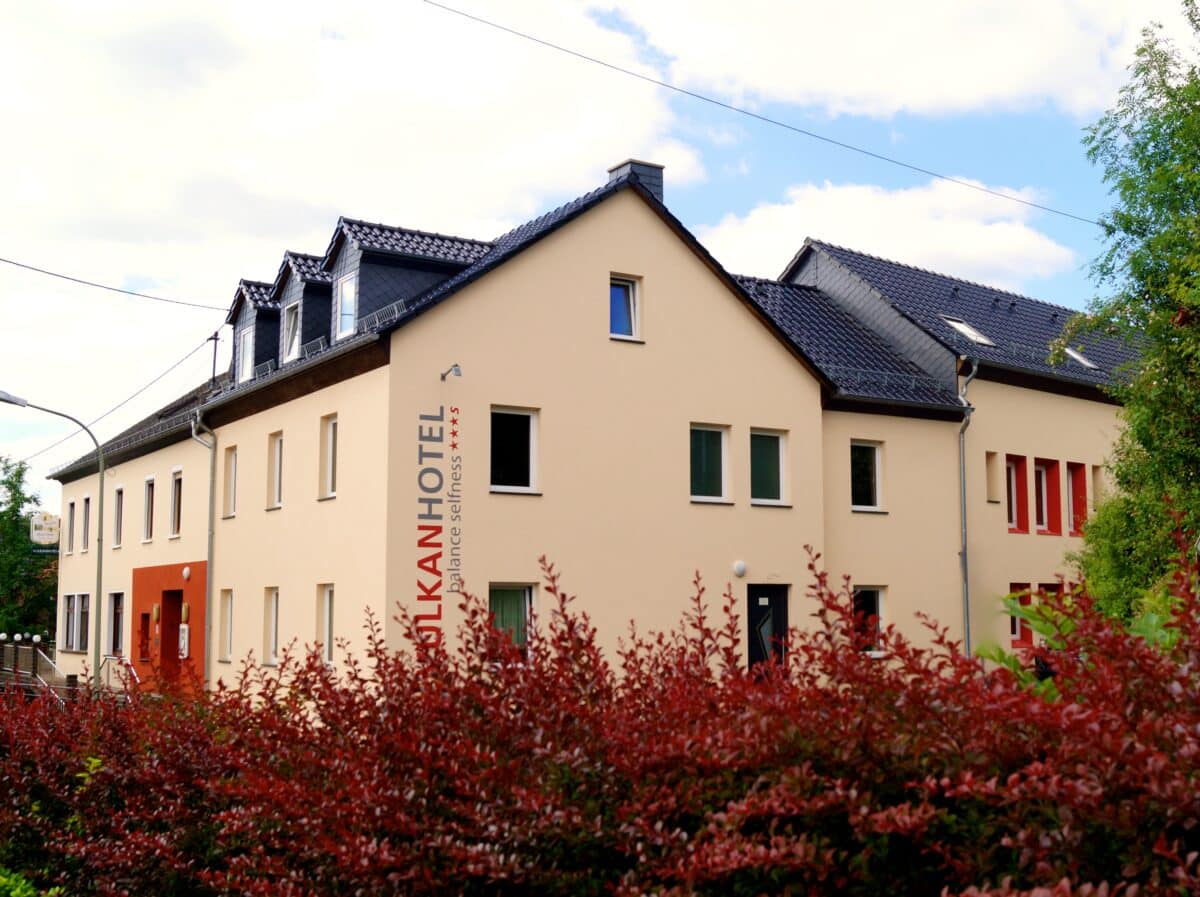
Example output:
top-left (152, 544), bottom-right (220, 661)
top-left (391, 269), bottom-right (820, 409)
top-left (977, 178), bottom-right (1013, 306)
top-left (607, 159), bottom-right (664, 203)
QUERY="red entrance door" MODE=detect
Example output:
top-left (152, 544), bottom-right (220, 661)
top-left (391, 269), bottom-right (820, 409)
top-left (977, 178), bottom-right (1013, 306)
top-left (159, 590), bottom-right (182, 684)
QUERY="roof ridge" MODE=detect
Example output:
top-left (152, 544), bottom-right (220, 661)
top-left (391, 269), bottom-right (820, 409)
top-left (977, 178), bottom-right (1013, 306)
top-left (807, 238), bottom-right (1083, 315)
top-left (339, 216), bottom-right (492, 247)
top-left (493, 176), bottom-right (629, 244)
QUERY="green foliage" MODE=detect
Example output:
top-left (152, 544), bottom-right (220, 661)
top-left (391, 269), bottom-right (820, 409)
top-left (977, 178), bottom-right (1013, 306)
top-left (1066, 1), bottom-right (1200, 616)
top-left (0, 456), bottom-right (56, 635)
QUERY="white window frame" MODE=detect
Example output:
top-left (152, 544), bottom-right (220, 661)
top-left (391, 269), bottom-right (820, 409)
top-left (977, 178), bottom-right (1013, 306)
top-left (335, 273), bottom-right (358, 339)
top-left (320, 414), bottom-right (338, 499)
top-left (1006, 459), bottom-right (1019, 528)
top-left (81, 495), bottom-right (90, 553)
top-left (282, 302), bottom-right (302, 362)
top-left (73, 593), bottom-right (89, 653)
top-left (749, 428), bottom-right (787, 506)
top-left (112, 487), bottom-right (124, 548)
top-left (238, 328), bottom-right (254, 383)
top-left (487, 583), bottom-right (534, 648)
top-left (267, 432), bottom-right (283, 508)
top-left (1034, 462), bottom-right (1050, 531)
top-left (941, 315), bottom-right (995, 346)
top-left (63, 594), bottom-right (76, 650)
top-left (143, 478), bottom-right (155, 542)
top-left (169, 469), bottom-right (183, 538)
top-left (319, 584), bottom-right (335, 664)
top-left (689, 424), bottom-right (729, 503)
top-left (264, 588), bottom-right (279, 665)
top-left (1064, 346), bottom-right (1098, 369)
top-left (219, 589), bottom-right (233, 663)
top-left (850, 440), bottom-right (883, 512)
top-left (66, 501), bottom-right (75, 554)
top-left (489, 407), bottom-right (539, 494)
top-left (108, 592), bottom-right (124, 657)
top-left (609, 275), bottom-right (640, 340)
top-left (223, 446), bottom-right (237, 517)
top-left (852, 585), bottom-right (886, 658)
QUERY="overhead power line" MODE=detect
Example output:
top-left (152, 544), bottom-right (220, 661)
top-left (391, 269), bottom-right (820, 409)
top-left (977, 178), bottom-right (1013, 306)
top-left (424, 0), bottom-right (1102, 228)
top-left (0, 255), bottom-right (226, 310)
top-left (21, 337), bottom-right (214, 464)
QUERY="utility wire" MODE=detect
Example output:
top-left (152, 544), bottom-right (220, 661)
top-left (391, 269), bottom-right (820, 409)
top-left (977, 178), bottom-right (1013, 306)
top-left (21, 337), bottom-right (214, 464)
top-left (424, 0), bottom-right (1102, 228)
top-left (0, 255), bottom-right (226, 310)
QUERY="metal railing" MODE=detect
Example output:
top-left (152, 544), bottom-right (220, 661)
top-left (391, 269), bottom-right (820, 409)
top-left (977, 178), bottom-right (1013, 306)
top-left (97, 655), bottom-right (141, 692)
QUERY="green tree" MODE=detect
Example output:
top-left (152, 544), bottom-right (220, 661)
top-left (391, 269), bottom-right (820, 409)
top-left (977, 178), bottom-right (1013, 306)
top-left (1068, 1), bottom-right (1200, 618)
top-left (0, 456), bottom-right (56, 635)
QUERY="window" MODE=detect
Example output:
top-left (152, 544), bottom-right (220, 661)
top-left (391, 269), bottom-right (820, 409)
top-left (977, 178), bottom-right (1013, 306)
top-left (81, 497), bottom-right (90, 552)
top-left (238, 328), bottom-right (254, 383)
top-left (143, 479), bottom-right (155, 541)
top-left (63, 595), bottom-right (76, 650)
top-left (850, 441), bottom-right (882, 510)
top-left (488, 585), bottom-right (532, 647)
top-left (267, 432), bottom-right (283, 508)
top-left (108, 592), bottom-right (124, 656)
top-left (282, 302), bottom-right (301, 361)
top-left (318, 584), bottom-right (335, 663)
top-left (1067, 462), bottom-right (1088, 536)
top-left (66, 501), bottom-right (75, 553)
top-left (941, 315), bottom-right (995, 346)
top-left (609, 276), bottom-right (639, 339)
top-left (490, 408), bottom-right (537, 493)
top-left (690, 425), bottom-right (727, 501)
top-left (264, 588), bottom-right (279, 664)
top-left (1005, 455), bottom-right (1028, 533)
top-left (169, 471), bottom-right (183, 537)
top-left (852, 587), bottom-right (882, 652)
top-left (219, 590), bottom-right (233, 663)
top-left (750, 430), bottom-right (785, 504)
top-left (1064, 346), bottom-right (1098, 369)
top-left (113, 488), bottom-right (123, 548)
top-left (320, 414), bottom-right (338, 499)
top-left (1009, 583), bottom-right (1032, 648)
top-left (336, 274), bottom-right (358, 338)
top-left (223, 447), bottom-right (237, 517)
top-left (77, 594), bottom-right (89, 652)
top-left (1033, 458), bottom-right (1061, 535)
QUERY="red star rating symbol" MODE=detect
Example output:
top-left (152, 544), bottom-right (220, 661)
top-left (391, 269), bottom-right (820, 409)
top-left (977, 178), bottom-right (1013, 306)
top-left (450, 428), bottom-right (459, 439)
top-left (450, 417), bottom-right (459, 427)
top-left (450, 441), bottom-right (459, 450)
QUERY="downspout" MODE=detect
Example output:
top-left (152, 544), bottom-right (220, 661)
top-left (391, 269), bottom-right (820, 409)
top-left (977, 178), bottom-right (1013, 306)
top-left (957, 357), bottom-right (980, 656)
top-left (191, 411), bottom-right (217, 687)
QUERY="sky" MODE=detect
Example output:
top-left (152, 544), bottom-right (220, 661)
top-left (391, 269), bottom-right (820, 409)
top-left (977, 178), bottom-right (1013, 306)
top-left (0, 0), bottom-right (1195, 510)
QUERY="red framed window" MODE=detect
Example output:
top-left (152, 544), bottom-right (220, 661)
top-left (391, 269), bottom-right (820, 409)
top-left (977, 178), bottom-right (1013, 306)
top-left (1066, 462), bottom-right (1087, 536)
top-left (1033, 458), bottom-right (1061, 535)
top-left (1005, 455), bottom-right (1028, 533)
top-left (1009, 582), bottom-right (1032, 648)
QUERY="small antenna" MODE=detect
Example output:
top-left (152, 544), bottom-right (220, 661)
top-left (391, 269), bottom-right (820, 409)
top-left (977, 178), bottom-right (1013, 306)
top-left (208, 331), bottom-right (220, 390)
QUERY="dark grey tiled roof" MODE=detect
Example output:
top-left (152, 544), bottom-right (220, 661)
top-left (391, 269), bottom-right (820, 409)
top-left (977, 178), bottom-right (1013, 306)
top-left (806, 240), bottom-right (1137, 387)
top-left (238, 279), bottom-right (275, 306)
top-left (285, 251), bottom-right (332, 284)
top-left (337, 218), bottom-right (492, 266)
top-left (735, 275), bottom-right (962, 409)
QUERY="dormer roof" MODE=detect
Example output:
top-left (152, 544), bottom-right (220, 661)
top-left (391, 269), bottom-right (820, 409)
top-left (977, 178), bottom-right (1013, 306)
top-left (268, 251), bottom-right (332, 303)
top-left (224, 278), bottom-right (276, 325)
top-left (321, 217), bottom-right (492, 271)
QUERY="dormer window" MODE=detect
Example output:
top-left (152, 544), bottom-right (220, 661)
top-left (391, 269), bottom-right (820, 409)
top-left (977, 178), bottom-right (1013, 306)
top-left (336, 274), bottom-right (358, 339)
top-left (941, 316), bottom-right (995, 346)
top-left (238, 328), bottom-right (254, 383)
top-left (1064, 346), bottom-right (1098, 369)
top-left (282, 303), bottom-right (301, 362)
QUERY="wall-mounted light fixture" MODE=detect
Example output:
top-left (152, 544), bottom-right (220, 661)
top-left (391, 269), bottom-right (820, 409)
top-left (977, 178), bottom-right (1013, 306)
top-left (732, 560), bottom-right (747, 578)
top-left (440, 363), bottom-right (462, 381)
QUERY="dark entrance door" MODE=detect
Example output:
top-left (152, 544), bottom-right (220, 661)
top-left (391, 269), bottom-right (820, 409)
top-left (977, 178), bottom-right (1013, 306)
top-left (160, 590), bottom-right (183, 684)
top-left (747, 584), bottom-right (788, 668)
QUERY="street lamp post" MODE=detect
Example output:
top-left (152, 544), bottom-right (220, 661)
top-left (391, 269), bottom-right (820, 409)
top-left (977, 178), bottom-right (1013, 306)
top-left (0, 390), bottom-right (104, 693)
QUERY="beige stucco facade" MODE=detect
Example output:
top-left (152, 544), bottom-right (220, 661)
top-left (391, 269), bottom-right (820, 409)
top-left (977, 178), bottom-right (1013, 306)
top-left (49, 177), bottom-right (1129, 686)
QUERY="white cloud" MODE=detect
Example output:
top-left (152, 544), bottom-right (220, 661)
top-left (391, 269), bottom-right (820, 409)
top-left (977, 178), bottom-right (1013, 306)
top-left (697, 178), bottom-right (1076, 289)
top-left (613, 0), bottom-right (1194, 118)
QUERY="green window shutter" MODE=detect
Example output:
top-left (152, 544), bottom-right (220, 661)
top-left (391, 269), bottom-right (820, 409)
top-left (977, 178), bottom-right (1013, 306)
top-left (488, 587), bottom-right (528, 646)
top-left (750, 433), bottom-right (781, 501)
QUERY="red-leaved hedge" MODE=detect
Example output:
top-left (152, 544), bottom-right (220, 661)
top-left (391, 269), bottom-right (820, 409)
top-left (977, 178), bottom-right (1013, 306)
top-left (1, 544), bottom-right (1199, 896)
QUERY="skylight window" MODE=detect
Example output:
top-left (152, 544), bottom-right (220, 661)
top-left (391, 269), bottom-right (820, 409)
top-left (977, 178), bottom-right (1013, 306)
top-left (940, 316), bottom-right (995, 346)
top-left (1064, 346), bottom-right (1098, 369)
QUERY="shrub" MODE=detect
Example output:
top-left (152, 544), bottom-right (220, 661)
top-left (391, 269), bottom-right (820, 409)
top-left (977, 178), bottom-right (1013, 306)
top-left (1, 544), bottom-right (1199, 894)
